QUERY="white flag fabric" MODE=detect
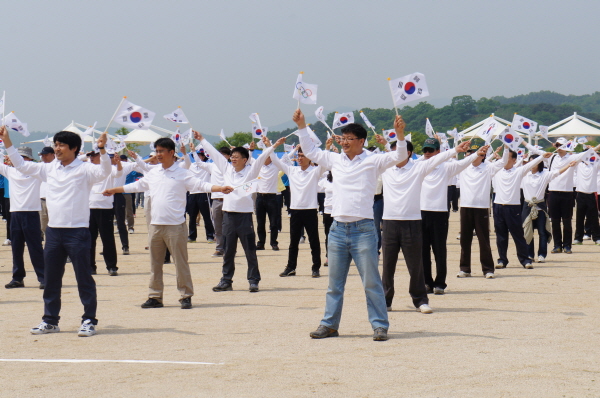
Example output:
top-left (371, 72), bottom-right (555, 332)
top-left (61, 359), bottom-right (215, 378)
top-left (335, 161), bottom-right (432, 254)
top-left (326, 130), bottom-right (332, 140)
top-left (497, 127), bottom-right (524, 151)
top-left (382, 129), bottom-right (397, 143)
top-left (284, 144), bottom-right (295, 152)
top-left (242, 143), bottom-right (250, 149)
top-left (292, 74), bottom-right (317, 105)
top-left (332, 112), bottom-right (354, 129)
top-left (558, 140), bottom-right (576, 151)
top-left (43, 135), bottom-right (52, 147)
top-left (163, 108), bottom-right (189, 124)
top-left (181, 128), bottom-right (192, 145)
top-left (114, 99), bottom-right (155, 130)
top-left (149, 142), bottom-right (155, 152)
top-left (0, 91), bottom-right (5, 116)
top-left (115, 134), bottom-right (128, 143)
top-left (2, 112), bottom-right (29, 137)
top-left (425, 118), bottom-right (435, 138)
top-left (252, 124), bottom-right (266, 139)
top-left (456, 132), bottom-right (464, 141)
top-left (219, 129), bottom-right (228, 143)
top-left (437, 132), bottom-right (448, 143)
top-left (475, 117), bottom-right (501, 144)
top-left (577, 136), bottom-right (588, 145)
top-left (538, 125), bottom-right (549, 140)
top-left (249, 113), bottom-right (261, 126)
top-left (170, 129), bottom-right (183, 146)
top-left (195, 143), bottom-right (204, 152)
top-left (233, 178), bottom-right (260, 198)
top-left (105, 138), bottom-right (117, 154)
top-left (315, 106), bottom-right (333, 132)
top-left (447, 128), bottom-right (458, 138)
top-left (306, 125), bottom-right (322, 147)
top-left (359, 111), bottom-right (375, 129)
top-left (389, 72), bottom-right (429, 106)
top-left (81, 122), bottom-right (97, 138)
top-left (257, 140), bottom-right (266, 150)
top-left (511, 114), bottom-right (537, 136)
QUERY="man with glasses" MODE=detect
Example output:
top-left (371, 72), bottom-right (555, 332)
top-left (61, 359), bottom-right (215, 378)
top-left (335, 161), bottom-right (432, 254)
top-left (293, 109), bottom-right (408, 342)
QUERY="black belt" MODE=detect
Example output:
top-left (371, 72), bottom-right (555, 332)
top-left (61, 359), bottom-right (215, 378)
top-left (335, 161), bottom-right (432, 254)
top-left (374, 194), bottom-right (383, 201)
top-left (257, 193), bottom-right (277, 196)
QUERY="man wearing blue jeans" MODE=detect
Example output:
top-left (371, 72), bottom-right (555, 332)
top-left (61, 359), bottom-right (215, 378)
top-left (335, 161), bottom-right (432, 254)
top-left (1, 127), bottom-right (111, 337)
top-left (294, 109), bottom-right (407, 341)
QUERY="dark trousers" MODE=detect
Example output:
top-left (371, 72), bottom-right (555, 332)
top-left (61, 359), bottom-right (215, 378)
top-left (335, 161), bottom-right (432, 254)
top-left (493, 204), bottom-right (531, 266)
top-left (323, 213), bottom-right (333, 258)
top-left (221, 212), bottom-right (260, 284)
top-left (522, 202), bottom-right (549, 258)
top-left (459, 207), bottom-right (495, 274)
top-left (382, 220), bottom-right (428, 308)
top-left (10, 211), bottom-right (45, 283)
top-left (548, 191), bottom-right (574, 249)
top-left (282, 186), bottom-right (291, 213)
top-left (0, 188), bottom-right (4, 216)
top-left (317, 192), bottom-right (325, 213)
top-left (373, 196), bottom-right (384, 252)
top-left (421, 211), bottom-right (449, 289)
top-left (255, 194), bottom-right (279, 246)
top-left (186, 193), bottom-right (215, 241)
top-left (288, 209), bottom-right (321, 271)
top-left (43, 227), bottom-right (97, 326)
top-left (89, 208), bottom-right (118, 271)
top-left (276, 194), bottom-right (283, 231)
top-left (447, 185), bottom-right (460, 211)
top-left (113, 193), bottom-right (129, 250)
top-left (4, 197), bottom-right (11, 240)
top-left (574, 192), bottom-right (600, 242)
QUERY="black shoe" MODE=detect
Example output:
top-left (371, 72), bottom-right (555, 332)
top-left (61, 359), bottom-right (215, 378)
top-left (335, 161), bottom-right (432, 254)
top-left (324, 261), bottom-right (328, 267)
top-left (256, 244), bottom-right (265, 250)
top-left (373, 327), bottom-right (389, 341)
top-left (271, 244), bottom-right (279, 251)
top-left (212, 281), bottom-right (233, 292)
top-left (564, 247), bottom-right (572, 254)
top-left (279, 267), bottom-right (296, 277)
top-left (5, 280), bottom-right (24, 289)
top-left (123, 248), bottom-right (130, 255)
top-left (108, 268), bottom-right (118, 276)
top-left (141, 298), bottom-right (164, 308)
top-left (310, 325), bottom-right (339, 339)
top-left (180, 297), bottom-right (192, 309)
top-left (99, 252), bottom-right (103, 255)
top-left (551, 247), bottom-right (563, 254)
top-left (312, 270), bottom-right (320, 278)
top-left (425, 284), bottom-right (433, 294)
top-left (249, 283), bottom-right (259, 292)
top-left (39, 283), bottom-right (45, 290)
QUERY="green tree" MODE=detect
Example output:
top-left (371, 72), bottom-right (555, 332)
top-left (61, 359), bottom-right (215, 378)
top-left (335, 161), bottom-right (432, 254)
top-left (451, 95), bottom-right (477, 119)
top-left (213, 131), bottom-right (252, 149)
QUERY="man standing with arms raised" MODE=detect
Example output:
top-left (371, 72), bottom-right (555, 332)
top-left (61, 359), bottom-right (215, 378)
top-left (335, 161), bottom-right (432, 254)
top-left (294, 109), bottom-right (408, 341)
top-left (1, 126), bottom-right (110, 337)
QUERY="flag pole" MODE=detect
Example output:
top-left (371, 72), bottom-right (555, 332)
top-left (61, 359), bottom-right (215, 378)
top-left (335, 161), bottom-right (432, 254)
top-left (105, 96), bottom-right (127, 139)
top-left (387, 78), bottom-right (399, 116)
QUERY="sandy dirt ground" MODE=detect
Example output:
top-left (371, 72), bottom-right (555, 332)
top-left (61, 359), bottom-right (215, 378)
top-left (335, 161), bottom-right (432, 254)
top-left (0, 208), bottom-right (598, 398)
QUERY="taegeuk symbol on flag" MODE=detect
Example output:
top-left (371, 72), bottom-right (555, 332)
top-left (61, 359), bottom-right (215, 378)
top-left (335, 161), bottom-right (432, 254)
top-left (475, 117), bottom-right (500, 144)
top-left (2, 112), bottom-right (29, 137)
top-left (332, 112), bottom-right (354, 129)
top-left (511, 114), bottom-right (537, 136)
top-left (497, 127), bottom-right (523, 151)
top-left (382, 128), bottom-right (397, 143)
top-left (389, 72), bottom-right (429, 106)
top-left (114, 99), bottom-right (156, 130)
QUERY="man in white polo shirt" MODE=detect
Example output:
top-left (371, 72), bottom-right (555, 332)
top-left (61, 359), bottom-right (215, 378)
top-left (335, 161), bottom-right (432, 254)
top-left (270, 144), bottom-right (325, 277)
top-left (1, 127), bottom-right (110, 337)
top-left (104, 137), bottom-right (233, 309)
top-left (255, 146), bottom-right (282, 251)
top-left (293, 109), bottom-right (408, 342)
top-left (1, 147), bottom-right (45, 290)
top-left (381, 138), bottom-right (476, 312)
top-left (573, 149), bottom-right (600, 245)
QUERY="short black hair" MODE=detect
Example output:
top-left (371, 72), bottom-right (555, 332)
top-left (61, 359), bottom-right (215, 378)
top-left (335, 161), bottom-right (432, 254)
top-left (231, 147), bottom-right (249, 159)
top-left (340, 123), bottom-right (367, 141)
top-left (509, 149), bottom-right (517, 159)
top-left (155, 137), bottom-right (175, 152)
top-left (54, 131), bottom-right (82, 154)
top-left (327, 171), bottom-right (333, 182)
top-left (297, 147), bottom-right (303, 154)
top-left (219, 147), bottom-right (231, 156)
top-left (530, 154), bottom-right (544, 173)
top-left (390, 140), bottom-right (413, 153)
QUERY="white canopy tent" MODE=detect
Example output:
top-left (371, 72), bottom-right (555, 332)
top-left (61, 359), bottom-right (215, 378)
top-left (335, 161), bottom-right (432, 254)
top-left (547, 112), bottom-right (600, 138)
top-left (461, 114), bottom-right (520, 139)
top-left (123, 128), bottom-right (164, 144)
top-left (23, 121), bottom-right (116, 145)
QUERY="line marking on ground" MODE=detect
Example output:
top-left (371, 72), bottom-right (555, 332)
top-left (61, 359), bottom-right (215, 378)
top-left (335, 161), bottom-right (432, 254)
top-left (0, 359), bottom-right (223, 365)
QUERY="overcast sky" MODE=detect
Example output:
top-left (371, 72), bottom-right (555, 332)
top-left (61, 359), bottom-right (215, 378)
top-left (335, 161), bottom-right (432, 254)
top-left (2, 0), bottom-right (599, 138)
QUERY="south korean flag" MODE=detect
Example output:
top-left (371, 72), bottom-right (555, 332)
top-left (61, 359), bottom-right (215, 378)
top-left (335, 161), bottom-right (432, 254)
top-left (114, 99), bottom-right (156, 130)
top-left (332, 112), bottom-right (354, 129)
top-left (164, 107), bottom-right (189, 124)
top-left (382, 128), bottom-right (397, 143)
top-left (511, 114), bottom-right (537, 136)
top-left (2, 112), bottom-right (29, 137)
top-left (389, 72), bottom-right (429, 106)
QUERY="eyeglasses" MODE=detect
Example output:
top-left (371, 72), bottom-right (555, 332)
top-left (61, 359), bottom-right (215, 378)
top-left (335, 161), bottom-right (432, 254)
top-left (339, 137), bottom-right (359, 143)
top-left (230, 156), bottom-right (244, 160)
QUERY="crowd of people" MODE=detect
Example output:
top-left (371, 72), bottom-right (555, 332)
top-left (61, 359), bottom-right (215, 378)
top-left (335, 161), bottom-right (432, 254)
top-left (1, 109), bottom-right (597, 341)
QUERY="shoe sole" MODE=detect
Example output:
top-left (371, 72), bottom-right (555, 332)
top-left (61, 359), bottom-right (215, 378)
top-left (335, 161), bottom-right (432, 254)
top-left (213, 287), bottom-right (233, 292)
top-left (78, 331), bottom-right (96, 337)
top-left (310, 331), bottom-right (339, 339)
top-left (249, 287), bottom-right (259, 292)
top-left (31, 328), bottom-right (60, 335)
top-left (456, 274), bottom-right (471, 278)
top-left (279, 272), bottom-right (296, 277)
top-left (373, 335), bottom-right (389, 341)
top-left (141, 303), bottom-right (164, 308)
top-left (181, 305), bottom-right (192, 309)
top-left (5, 285), bottom-right (25, 289)
top-left (525, 265), bottom-right (534, 269)
top-left (312, 275), bottom-right (320, 278)
top-left (418, 308), bottom-right (433, 314)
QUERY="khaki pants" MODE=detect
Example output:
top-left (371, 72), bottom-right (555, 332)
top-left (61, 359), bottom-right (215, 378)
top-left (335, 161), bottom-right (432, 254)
top-left (125, 194), bottom-right (134, 228)
top-left (40, 198), bottom-right (49, 238)
top-left (148, 222), bottom-right (193, 300)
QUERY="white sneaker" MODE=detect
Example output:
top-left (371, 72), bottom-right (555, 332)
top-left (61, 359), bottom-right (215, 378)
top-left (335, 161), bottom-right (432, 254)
top-left (387, 306), bottom-right (392, 311)
top-left (128, 228), bottom-right (134, 234)
top-left (299, 236), bottom-right (306, 244)
top-left (583, 235), bottom-right (591, 240)
top-left (31, 321), bottom-right (60, 335)
top-left (78, 319), bottom-right (96, 337)
top-left (2, 239), bottom-right (11, 246)
top-left (496, 261), bottom-right (506, 269)
top-left (456, 233), bottom-right (461, 240)
top-left (537, 255), bottom-right (545, 263)
top-left (595, 241), bottom-right (600, 246)
top-left (485, 273), bottom-right (495, 279)
top-left (433, 287), bottom-right (445, 295)
top-left (457, 271), bottom-right (471, 278)
top-left (417, 304), bottom-right (433, 314)
top-left (525, 263), bottom-right (534, 269)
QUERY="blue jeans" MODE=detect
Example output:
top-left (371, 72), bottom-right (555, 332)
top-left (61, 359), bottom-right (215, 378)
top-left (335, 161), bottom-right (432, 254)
top-left (522, 203), bottom-right (549, 258)
top-left (373, 197), bottom-right (384, 253)
top-left (321, 219), bottom-right (389, 331)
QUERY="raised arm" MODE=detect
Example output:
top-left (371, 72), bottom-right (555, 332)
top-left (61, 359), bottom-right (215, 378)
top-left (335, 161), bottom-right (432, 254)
top-left (489, 145), bottom-right (510, 175)
top-left (243, 138), bottom-right (282, 183)
top-left (196, 131), bottom-right (229, 173)
top-left (4, 146), bottom-right (46, 180)
top-left (293, 110), bottom-right (336, 170)
top-left (269, 152), bottom-right (291, 175)
top-left (372, 115), bottom-right (409, 173)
